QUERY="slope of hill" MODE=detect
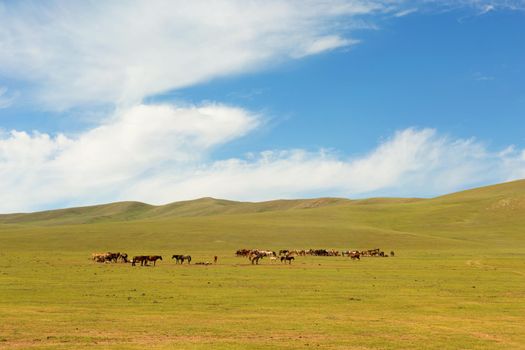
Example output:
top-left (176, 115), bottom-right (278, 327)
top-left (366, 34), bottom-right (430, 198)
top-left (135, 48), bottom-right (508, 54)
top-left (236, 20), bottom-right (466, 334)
top-left (0, 179), bottom-right (524, 230)
top-left (0, 197), bottom-right (351, 225)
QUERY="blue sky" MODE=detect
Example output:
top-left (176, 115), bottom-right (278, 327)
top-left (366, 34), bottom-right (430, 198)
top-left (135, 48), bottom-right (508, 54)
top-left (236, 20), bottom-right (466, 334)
top-left (0, 1), bottom-right (524, 212)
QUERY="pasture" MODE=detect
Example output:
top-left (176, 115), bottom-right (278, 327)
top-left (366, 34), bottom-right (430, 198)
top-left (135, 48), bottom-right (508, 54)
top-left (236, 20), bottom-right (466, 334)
top-left (1, 181), bottom-right (525, 349)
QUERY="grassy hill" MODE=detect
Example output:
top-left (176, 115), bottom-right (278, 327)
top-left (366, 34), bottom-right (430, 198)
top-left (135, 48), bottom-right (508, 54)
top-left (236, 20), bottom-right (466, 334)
top-left (0, 197), bottom-right (351, 225)
top-left (2, 179), bottom-right (525, 227)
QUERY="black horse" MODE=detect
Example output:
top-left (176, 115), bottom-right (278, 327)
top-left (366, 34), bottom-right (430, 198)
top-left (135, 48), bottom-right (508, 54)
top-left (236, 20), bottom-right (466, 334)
top-left (172, 254), bottom-right (191, 264)
top-left (172, 254), bottom-right (183, 264)
top-left (281, 256), bottom-right (294, 264)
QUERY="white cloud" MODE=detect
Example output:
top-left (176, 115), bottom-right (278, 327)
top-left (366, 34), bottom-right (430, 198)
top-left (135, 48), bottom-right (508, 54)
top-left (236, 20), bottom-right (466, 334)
top-left (0, 86), bottom-right (17, 109)
top-left (394, 8), bottom-right (418, 17)
top-left (1, 106), bottom-right (524, 213)
top-left (0, 0), bottom-right (388, 110)
top-left (125, 128), bottom-right (525, 203)
top-left (0, 103), bottom-right (259, 212)
top-left (294, 36), bottom-right (358, 57)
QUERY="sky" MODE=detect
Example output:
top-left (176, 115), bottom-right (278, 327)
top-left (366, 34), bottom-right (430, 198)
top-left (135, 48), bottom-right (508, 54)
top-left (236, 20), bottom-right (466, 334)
top-left (0, 0), bottom-right (524, 213)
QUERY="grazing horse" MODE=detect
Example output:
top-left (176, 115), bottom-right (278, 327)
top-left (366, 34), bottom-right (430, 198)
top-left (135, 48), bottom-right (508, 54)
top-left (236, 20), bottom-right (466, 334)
top-left (118, 253), bottom-right (129, 263)
top-left (92, 252), bottom-right (120, 263)
top-left (131, 256), bottom-right (148, 266)
top-left (172, 254), bottom-right (191, 264)
top-left (106, 252), bottom-right (120, 263)
top-left (250, 253), bottom-right (264, 265)
top-left (349, 251), bottom-right (360, 260)
top-left (92, 254), bottom-right (106, 263)
top-left (147, 255), bottom-right (162, 266)
top-left (172, 255), bottom-right (184, 264)
top-left (92, 252), bottom-right (106, 262)
top-left (281, 256), bottom-right (294, 264)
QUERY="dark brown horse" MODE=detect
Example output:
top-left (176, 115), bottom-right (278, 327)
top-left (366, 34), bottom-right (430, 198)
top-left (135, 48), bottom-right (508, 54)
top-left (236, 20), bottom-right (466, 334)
top-left (250, 253), bottom-right (264, 265)
top-left (172, 255), bottom-right (183, 264)
top-left (280, 256), bottom-right (294, 264)
top-left (350, 251), bottom-right (360, 260)
top-left (172, 255), bottom-right (192, 264)
top-left (131, 255), bottom-right (148, 266)
top-left (147, 255), bottom-right (163, 266)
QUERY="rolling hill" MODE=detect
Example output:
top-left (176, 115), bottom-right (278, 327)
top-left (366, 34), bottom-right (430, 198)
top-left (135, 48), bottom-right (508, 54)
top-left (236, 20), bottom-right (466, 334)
top-left (1, 179), bottom-right (524, 228)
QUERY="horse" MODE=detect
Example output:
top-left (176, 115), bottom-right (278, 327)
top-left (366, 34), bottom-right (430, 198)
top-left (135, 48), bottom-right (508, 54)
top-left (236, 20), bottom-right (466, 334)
top-left (106, 252), bottom-right (120, 262)
top-left (281, 256), bottom-right (294, 264)
top-left (172, 255), bottom-right (184, 264)
top-left (279, 249), bottom-right (289, 256)
top-left (214, 256), bottom-right (218, 264)
top-left (349, 251), bottom-right (360, 260)
top-left (181, 255), bottom-right (191, 264)
top-left (92, 252), bottom-right (107, 262)
top-left (250, 253), bottom-right (264, 265)
top-left (131, 256), bottom-right (148, 266)
top-left (92, 254), bottom-right (107, 263)
top-left (91, 252), bottom-right (119, 263)
top-left (390, 251), bottom-right (395, 257)
top-left (147, 255), bottom-right (162, 266)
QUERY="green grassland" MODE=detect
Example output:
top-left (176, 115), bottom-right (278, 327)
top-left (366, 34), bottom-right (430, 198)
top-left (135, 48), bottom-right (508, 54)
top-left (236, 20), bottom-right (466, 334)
top-left (1, 180), bottom-right (524, 349)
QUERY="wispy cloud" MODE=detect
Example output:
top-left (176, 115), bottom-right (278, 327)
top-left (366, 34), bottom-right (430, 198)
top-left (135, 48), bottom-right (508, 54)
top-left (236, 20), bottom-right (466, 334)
top-left (1, 105), bottom-right (524, 212)
top-left (0, 86), bottom-right (17, 109)
top-left (424, 0), bottom-right (525, 15)
top-left (394, 8), bottom-right (418, 17)
top-left (0, 1), bottom-right (389, 110)
top-left (472, 72), bottom-right (495, 81)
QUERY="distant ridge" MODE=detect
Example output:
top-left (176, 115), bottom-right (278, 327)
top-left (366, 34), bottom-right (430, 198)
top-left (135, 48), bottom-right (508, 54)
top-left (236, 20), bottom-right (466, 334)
top-left (0, 197), bottom-right (350, 225)
top-left (1, 179), bottom-right (524, 225)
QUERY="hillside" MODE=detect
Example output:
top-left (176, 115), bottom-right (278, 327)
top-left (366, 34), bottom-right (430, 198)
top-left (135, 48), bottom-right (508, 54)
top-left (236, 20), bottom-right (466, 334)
top-left (0, 196), bottom-right (350, 225)
top-left (0, 179), bottom-right (524, 229)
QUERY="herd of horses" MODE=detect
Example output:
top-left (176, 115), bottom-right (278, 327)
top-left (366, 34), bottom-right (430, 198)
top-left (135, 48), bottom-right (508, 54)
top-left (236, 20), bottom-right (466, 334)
top-left (235, 248), bottom-right (394, 264)
top-left (91, 248), bottom-right (394, 266)
top-left (91, 252), bottom-right (217, 266)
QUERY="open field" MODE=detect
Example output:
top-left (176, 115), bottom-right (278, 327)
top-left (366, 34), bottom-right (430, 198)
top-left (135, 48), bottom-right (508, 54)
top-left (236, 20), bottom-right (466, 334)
top-left (1, 180), bottom-right (525, 349)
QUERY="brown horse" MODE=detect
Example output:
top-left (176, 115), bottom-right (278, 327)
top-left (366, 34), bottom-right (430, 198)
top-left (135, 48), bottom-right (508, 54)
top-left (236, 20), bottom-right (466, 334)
top-left (172, 254), bottom-right (191, 264)
top-left (349, 251), bottom-right (360, 260)
top-left (250, 253), bottom-right (264, 265)
top-left (214, 256), bottom-right (218, 264)
top-left (131, 255), bottom-right (148, 266)
top-left (147, 255), bottom-right (163, 266)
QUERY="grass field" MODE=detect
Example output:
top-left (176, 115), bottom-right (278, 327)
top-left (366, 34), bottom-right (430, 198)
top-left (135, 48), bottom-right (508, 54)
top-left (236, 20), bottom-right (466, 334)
top-left (1, 180), bottom-right (524, 349)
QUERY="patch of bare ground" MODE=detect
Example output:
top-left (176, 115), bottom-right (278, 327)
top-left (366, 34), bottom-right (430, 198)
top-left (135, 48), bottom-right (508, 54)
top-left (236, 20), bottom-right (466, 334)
top-left (0, 331), bottom-right (348, 349)
top-left (486, 196), bottom-right (525, 211)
